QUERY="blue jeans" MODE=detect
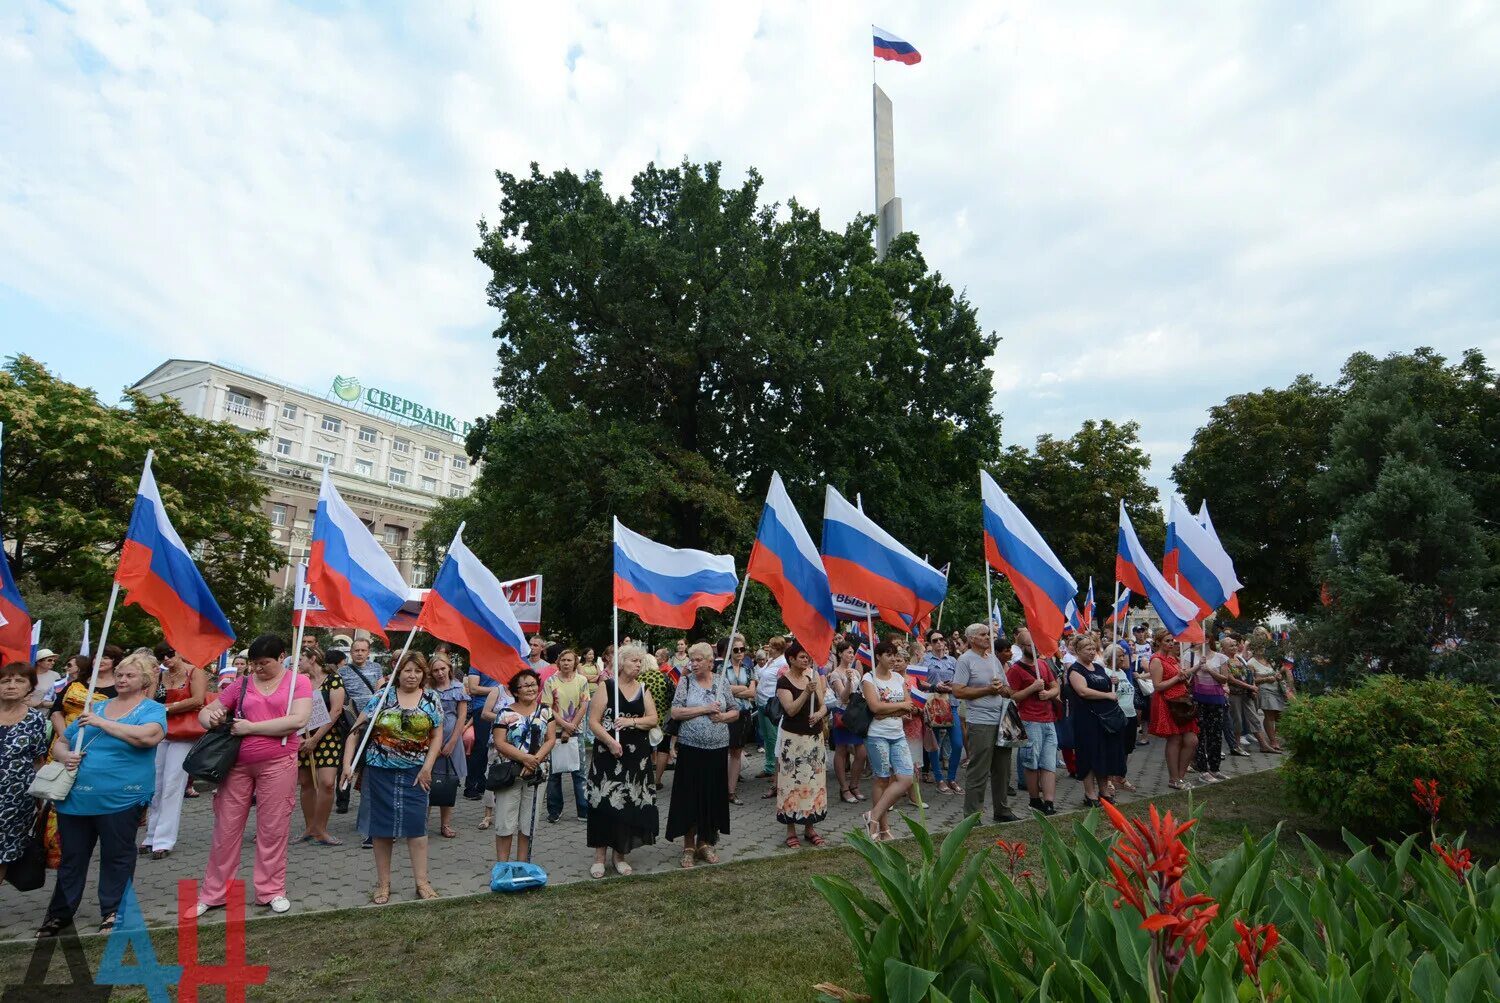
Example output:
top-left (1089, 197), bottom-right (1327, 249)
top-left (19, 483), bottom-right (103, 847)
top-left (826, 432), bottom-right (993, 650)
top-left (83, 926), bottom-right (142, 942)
top-left (933, 727), bottom-right (963, 782)
top-left (546, 768), bottom-right (588, 821)
top-left (465, 715), bottom-right (493, 797)
top-left (866, 735), bottom-right (914, 778)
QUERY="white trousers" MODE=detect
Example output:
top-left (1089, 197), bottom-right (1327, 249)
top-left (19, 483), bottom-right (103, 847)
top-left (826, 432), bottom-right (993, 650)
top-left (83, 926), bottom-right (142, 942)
top-left (143, 739), bottom-right (193, 851)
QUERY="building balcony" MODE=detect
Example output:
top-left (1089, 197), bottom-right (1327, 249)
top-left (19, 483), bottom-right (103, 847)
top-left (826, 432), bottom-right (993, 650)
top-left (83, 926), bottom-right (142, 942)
top-left (224, 400), bottom-right (266, 421)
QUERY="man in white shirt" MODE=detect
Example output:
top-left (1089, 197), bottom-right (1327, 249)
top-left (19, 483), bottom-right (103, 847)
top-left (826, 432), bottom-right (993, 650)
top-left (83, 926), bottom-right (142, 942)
top-left (29, 648), bottom-right (60, 709)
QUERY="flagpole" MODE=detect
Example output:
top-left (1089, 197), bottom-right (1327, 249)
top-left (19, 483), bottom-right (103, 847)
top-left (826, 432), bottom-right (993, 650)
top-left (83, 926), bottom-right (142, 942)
top-left (1111, 580), bottom-right (1121, 652)
top-left (282, 562), bottom-right (309, 746)
top-left (74, 581), bottom-right (121, 751)
top-left (612, 604), bottom-right (620, 740)
top-left (340, 627), bottom-right (421, 790)
top-left (719, 571), bottom-right (751, 676)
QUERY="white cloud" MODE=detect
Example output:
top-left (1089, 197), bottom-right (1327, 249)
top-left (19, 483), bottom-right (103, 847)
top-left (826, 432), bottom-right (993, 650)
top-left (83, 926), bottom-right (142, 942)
top-left (3, 1), bottom-right (1499, 492)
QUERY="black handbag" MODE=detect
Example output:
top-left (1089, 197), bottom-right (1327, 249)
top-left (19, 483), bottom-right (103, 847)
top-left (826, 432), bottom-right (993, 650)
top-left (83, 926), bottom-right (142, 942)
top-left (5, 806), bottom-right (47, 892)
top-left (1096, 700), bottom-right (1127, 734)
top-left (183, 678), bottom-right (248, 784)
top-left (428, 761), bottom-right (459, 807)
top-left (840, 690), bottom-right (873, 737)
top-left (485, 759), bottom-right (520, 792)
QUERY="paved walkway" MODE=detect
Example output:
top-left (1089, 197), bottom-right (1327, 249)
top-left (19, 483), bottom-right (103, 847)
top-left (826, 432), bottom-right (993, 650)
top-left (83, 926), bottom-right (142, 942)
top-left (0, 738), bottom-right (1281, 942)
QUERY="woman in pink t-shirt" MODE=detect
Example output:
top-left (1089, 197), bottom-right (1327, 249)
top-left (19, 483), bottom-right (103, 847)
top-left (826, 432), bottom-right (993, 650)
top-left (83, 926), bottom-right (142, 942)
top-left (190, 634), bottom-right (312, 917)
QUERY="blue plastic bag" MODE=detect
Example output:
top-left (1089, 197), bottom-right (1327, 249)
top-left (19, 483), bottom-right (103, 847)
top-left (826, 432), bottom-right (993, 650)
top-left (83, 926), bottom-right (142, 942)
top-left (490, 861), bottom-right (548, 893)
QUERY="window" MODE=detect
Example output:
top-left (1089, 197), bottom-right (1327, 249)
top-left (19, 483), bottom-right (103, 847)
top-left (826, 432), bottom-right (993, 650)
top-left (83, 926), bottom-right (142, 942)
top-left (270, 503), bottom-right (289, 527)
top-left (224, 391), bottom-right (262, 419)
top-left (389, 468), bottom-right (408, 485)
top-left (421, 476), bottom-right (438, 493)
top-left (354, 459), bottom-right (374, 477)
top-left (451, 455), bottom-right (468, 471)
top-left (423, 446), bottom-right (441, 462)
top-left (448, 485), bottom-right (466, 498)
top-left (281, 402), bottom-right (298, 420)
top-left (315, 451), bottom-right (338, 468)
top-left (275, 438), bottom-right (293, 456)
top-left (392, 438), bottom-right (410, 454)
top-left (320, 415), bottom-right (342, 433)
top-left (358, 426), bottom-right (377, 444)
top-left (383, 525), bottom-right (407, 547)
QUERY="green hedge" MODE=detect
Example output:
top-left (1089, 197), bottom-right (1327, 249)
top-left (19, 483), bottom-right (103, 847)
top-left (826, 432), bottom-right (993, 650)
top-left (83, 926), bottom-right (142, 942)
top-left (1280, 674), bottom-right (1500, 832)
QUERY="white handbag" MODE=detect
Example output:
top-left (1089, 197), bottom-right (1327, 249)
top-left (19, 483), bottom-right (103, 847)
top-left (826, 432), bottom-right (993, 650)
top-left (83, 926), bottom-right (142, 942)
top-left (28, 760), bottom-right (77, 803)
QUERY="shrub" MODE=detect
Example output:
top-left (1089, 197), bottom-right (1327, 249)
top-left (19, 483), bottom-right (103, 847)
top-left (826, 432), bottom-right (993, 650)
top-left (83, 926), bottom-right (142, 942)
top-left (816, 803), bottom-right (1500, 1002)
top-left (1279, 674), bottom-right (1500, 833)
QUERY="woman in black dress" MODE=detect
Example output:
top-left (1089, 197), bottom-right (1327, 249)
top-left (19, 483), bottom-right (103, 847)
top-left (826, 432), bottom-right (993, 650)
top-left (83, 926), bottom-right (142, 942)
top-left (1067, 637), bottom-right (1125, 808)
top-left (585, 647), bottom-right (660, 878)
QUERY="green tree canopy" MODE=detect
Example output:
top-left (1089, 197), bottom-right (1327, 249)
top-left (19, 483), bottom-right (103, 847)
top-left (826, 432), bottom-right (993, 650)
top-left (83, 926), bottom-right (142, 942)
top-left (1172, 374), bottom-right (1343, 620)
top-left (1, 355), bottom-right (282, 653)
top-left (423, 160), bottom-right (1002, 645)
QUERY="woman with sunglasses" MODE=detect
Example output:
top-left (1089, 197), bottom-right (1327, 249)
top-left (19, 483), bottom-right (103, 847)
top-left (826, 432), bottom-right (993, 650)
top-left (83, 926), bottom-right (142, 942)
top-left (723, 635), bottom-right (756, 805)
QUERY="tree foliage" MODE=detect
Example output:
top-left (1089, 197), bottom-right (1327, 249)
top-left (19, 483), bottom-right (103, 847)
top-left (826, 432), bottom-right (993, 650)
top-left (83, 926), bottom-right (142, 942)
top-left (1, 355), bottom-right (281, 652)
top-left (423, 160), bottom-right (1002, 644)
top-left (1173, 374), bottom-right (1342, 620)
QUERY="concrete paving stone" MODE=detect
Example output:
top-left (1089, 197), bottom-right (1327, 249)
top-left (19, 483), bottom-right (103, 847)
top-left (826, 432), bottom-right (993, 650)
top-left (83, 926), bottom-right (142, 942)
top-left (0, 738), bottom-right (1280, 943)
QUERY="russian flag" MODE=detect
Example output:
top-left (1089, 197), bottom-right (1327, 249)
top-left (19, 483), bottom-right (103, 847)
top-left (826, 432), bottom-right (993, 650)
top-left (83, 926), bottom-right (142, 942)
top-left (0, 543), bottom-right (31, 665)
top-left (747, 474), bottom-right (838, 665)
top-left (1194, 501), bottom-right (1242, 617)
top-left (1115, 503), bottom-right (1203, 642)
top-left (980, 470), bottom-right (1077, 658)
top-left (1081, 577), bottom-right (1095, 633)
top-left (613, 518), bottom-right (737, 629)
top-left (873, 26), bottom-right (921, 65)
top-left (1105, 589), bottom-right (1132, 627)
top-left (907, 684), bottom-right (927, 707)
top-left (821, 486), bottom-right (946, 633)
top-left (417, 525), bottom-right (530, 685)
top-left (1163, 496), bottom-right (1243, 620)
top-left (848, 624), bottom-right (874, 668)
top-left (115, 452), bottom-right (236, 667)
top-left (308, 468), bottom-right (408, 643)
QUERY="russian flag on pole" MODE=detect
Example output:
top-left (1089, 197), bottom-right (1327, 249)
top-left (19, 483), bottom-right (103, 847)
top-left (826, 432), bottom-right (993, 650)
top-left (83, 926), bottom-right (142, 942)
top-left (115, 452), bottom-right (236, 667)
top-left (417, 525), bottom-right (529, 685)
top-left (308, 468), bottom-right (409, 643)
top-left (980, 470), bottom-right (1077, 657)
top-left (821, 486), bottom-right (947, 633)
top-left (613, 518), bottom-right (737, 629)
top-left (1163, 496), bottom-right (1243, 620)
top-left (0, 544), bottom-right (31, 665)
top-left (1081, 577), bottom-right (1095, 633)
top-left (1115, 502), bottom-right (1203, 642)
top-left (747, 473), bottom-right (837, 665)
top-left (873, 26), bottom-right (921, 64)
top-left (1105, 589), bottom-right (1132, 627)
top-left (848, 623), bottom-right (874, 668)
top-left (1193, 500), bottom-right (1242, 616)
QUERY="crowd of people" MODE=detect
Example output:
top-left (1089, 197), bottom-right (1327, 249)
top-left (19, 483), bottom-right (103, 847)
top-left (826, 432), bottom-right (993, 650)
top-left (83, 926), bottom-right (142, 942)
top-left (1, 616), bottom-right (1297, 934)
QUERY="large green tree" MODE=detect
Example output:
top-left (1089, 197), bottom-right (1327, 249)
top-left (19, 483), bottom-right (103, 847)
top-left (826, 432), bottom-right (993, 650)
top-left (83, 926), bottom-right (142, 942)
top-left (992, 418), bottom-right (1161, 612)
top-left (423, 160), bottom-right (1002, 645)
top-left (1172, 374), bottom-right (1343, 620)
top-left (1, 355), bottom-right (281, 651)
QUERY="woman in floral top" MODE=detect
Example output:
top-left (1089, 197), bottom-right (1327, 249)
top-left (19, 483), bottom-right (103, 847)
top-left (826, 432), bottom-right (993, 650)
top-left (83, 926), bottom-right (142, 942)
top-left (341, 652), bottom-right (442, 905)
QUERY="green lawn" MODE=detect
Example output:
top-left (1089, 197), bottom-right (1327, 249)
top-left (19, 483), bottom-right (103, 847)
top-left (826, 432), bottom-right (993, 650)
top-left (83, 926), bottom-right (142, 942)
top-left (0, 768), bottom-right (1442, 1002)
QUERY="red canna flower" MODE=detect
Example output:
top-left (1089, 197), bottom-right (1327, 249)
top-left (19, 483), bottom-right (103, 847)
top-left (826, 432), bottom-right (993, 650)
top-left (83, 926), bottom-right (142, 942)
top-left (1412, 778), bottom-right (1442, 822)
top-left (1100, 800), bottom-right (1220, 972)
top-left (1432, 841), bottom-right (1473, 882)
top-left (993, 839), bottom-right (1029, 878)
top-left (1234, 918), bottom-right (1279, 986)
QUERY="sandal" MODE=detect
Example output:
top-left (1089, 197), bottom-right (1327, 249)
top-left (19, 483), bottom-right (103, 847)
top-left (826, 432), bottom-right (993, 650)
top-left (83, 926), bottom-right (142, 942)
top-left (854, 790), bottom-right (868, 801)
top-left (949, 783), bottom-right (964, 794)
top-left (784, 834), bottom-right (802, 849)
top-left (151, 849), bottom-right (171, 860)
top-left (760, 788), bottom-right (778, 799)
top-left (698, 845), bottom-right (719, 864)
top-left (590, 862), bottom-right (606, 879)
top-left (614, 859), bottom-right (633, 876)
top-left (680, 850), bottom-right (696, 869)
top-left (728, 794), bottom-right (743, 806)
top-left (440, 825), bottom-right (457, 839)
top-left (313, 836), bottom-right (344, 846)
top-left (877, 829), bottom-right (896, 842)
top-left (840, 788), bottom-right (859, 804)
top-left (35, 916), bottom-right (69, 939)
top-left (97, 913), bottom-right (117, 935)
top-left (478, 812), bottom-right (494, 830)
top-left (415, 882), bottom-right (439, 901)
top-left (806, 830), bottom-right (827, 847)
top-left (372, 885), bottom-right (390, 905)
top-left (1117, 780), bottom-right (1138, 793)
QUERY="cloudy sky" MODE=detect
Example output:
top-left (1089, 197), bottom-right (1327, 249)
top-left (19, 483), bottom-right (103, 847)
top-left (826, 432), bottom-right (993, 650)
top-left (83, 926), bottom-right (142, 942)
top-left (4, 2), bottom-right (1498, 495)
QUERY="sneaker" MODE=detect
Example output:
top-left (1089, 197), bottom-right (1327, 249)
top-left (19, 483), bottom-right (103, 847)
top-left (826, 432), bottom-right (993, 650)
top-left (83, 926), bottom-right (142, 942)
top-left (1028, 797), bottom-right (1045, 812)
top-left (546, 816), bottom-right (560, 824)
top-left (265, 896), bottom-right (291, 914)
top-left (1041, 802), bottom-right (1057, 816)
top-left (361, 837), bottom-right (373, 849)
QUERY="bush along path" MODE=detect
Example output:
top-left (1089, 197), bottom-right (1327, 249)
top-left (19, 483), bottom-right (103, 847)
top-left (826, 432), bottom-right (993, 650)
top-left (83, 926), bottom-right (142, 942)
top-left (814, 778), bottom-right (1499, 1003)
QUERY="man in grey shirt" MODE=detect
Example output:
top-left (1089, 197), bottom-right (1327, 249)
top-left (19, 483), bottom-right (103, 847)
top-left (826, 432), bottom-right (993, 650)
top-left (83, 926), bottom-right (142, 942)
top-left (335, 638), bottom-right (382, 815)
top-left (953, 621), bottom-right (1018, 821)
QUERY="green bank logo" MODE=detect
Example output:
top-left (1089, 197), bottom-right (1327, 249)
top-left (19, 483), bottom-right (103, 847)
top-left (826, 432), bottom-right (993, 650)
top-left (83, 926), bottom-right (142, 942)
top-left (331, 376), bottom-right (362, 402)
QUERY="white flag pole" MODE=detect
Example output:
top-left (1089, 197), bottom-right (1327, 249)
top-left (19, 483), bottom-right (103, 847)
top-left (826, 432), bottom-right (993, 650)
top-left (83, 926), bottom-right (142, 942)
top-left (612, 604), bottom-right (620, 739)
top-left (1111, 580), bottom-right (1121, 653)
top-left (719, 571), bottom-right (751, 676)
top-left (282, 562), bottom-right (309, 746)
top-left (74, 581), bottom-right (122, 751)
top-left (80, 619), bottom-right (91, 658)
top-left (340, 627), bottom-right (421, 790)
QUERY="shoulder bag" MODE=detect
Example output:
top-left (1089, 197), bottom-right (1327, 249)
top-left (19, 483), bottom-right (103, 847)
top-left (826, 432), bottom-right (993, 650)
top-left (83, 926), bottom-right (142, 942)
top-left (4, 806), bottom-right (48, 891)
top-left (840, 676), bottom-right (873, 737)
top-left (183, 678), bottom-right (249, 784)
top-left (29, 713), bottom-right (109, 802)
top-left (428, 759), bottom-right (459, 808)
